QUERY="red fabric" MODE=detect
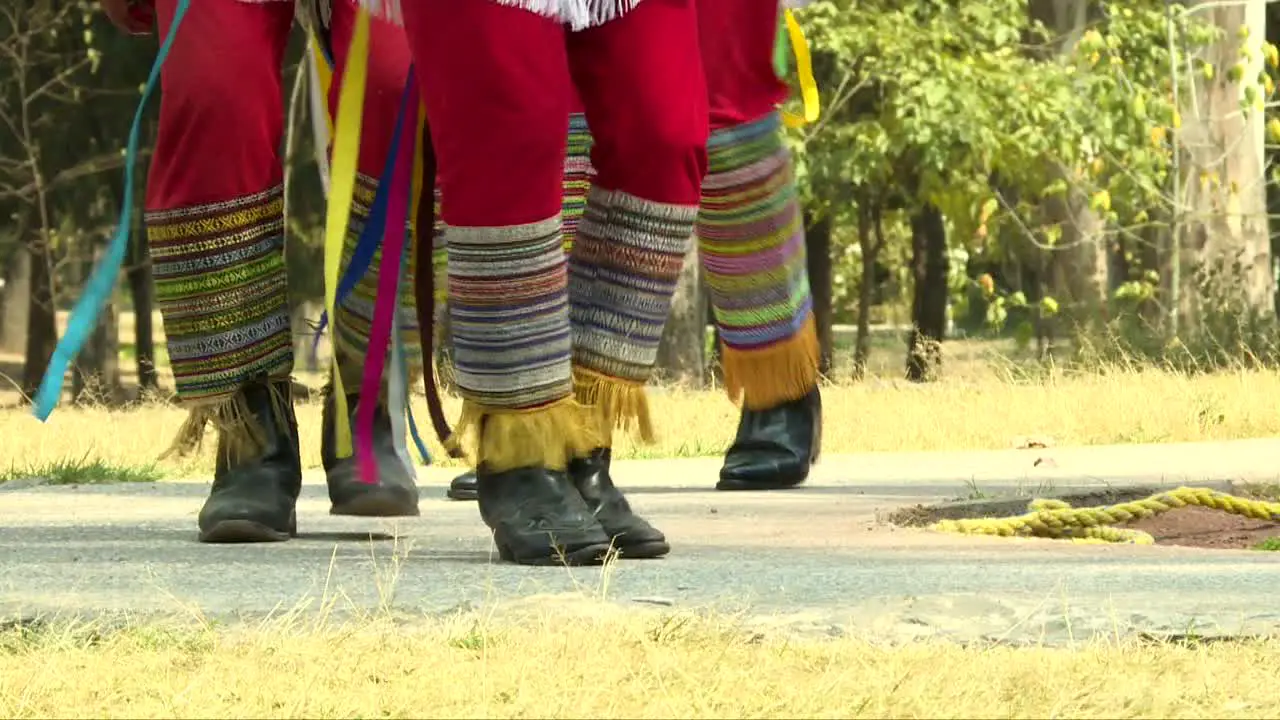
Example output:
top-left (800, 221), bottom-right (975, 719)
top-left (400, 0), bottom-right (707, 228)
top-left (147, 0), bottom-right (294, 210)
top-left (327, 0), bottom-right (414, 177)
top-left (697, 0), bottom-right (787, 132)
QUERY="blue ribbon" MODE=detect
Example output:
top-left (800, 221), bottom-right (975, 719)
top-left (34, 0), bottom-right (191, 421)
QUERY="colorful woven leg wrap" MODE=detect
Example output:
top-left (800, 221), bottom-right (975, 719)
top-left (698, 110), bottom-right (818, 411)
top-left (447, 217), bottom-right (596, 472)
top-left (569, 188), bottom-right (698, 443)
top-left (562, 113), bottom-right (594, 254)
top-left (147, 185), bottom-right (295, 454)
top-left (333, 172), bottom-right (423, 391)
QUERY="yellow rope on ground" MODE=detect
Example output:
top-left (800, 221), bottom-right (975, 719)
top-left (930, 486), bottom-right (1280, 545)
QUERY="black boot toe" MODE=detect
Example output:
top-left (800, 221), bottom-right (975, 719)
top-left (477, 466), bottom-right (612, 566)
top-left (447, 470), bottom-right (478, 501)
top-left (571, 449), bottom-right (669, 558)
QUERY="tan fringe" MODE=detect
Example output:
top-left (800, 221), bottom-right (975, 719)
top-left (722, 314), bottom-right (821, 411)
top-left (161, 380), bottom-right (293, 466)
top-left (453, 396), bottom-right (599, 473)
top-left (572, 366), bottom-right (655, 447)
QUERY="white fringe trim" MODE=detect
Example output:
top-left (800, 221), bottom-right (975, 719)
top-left (355, 0), bottom-right (640, 31)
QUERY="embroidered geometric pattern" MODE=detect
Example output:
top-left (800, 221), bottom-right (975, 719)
top-left (697, 110), bottom-right (812, 352)
top-left (147, 185), bottom-right (294, 404)
top-left (447, 217), bottom-right (574, 409)
top-left (569, 188), bottom-right (697, 383)
top-left (333, 172), bottom-right (423, 389)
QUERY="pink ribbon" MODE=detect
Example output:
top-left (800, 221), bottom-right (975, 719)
top-left (356, 80), bottom-right (419, 485)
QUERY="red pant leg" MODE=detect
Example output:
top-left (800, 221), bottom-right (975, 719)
top-left (327, 0), bottom-right (423, 386)
top-left (567, 0), bottom-right (708, 206)
top-left (146, 0), bottom-right (296, 413)
top-left (147, 0), bottom-right (293, 210)
top-left (327, 0), bottom-right (412, 178)
top-left (400, 0), bottom-right (569, 227)
top-left (401, 0), bottom-right (587, 474)
top-left (697, 0), bottom-right (787, 132)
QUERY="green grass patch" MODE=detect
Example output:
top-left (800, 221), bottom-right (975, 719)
top-left (0, 452), bottom-right (162, 486)
top-left (1253, 537), bottom-right (1280, 552)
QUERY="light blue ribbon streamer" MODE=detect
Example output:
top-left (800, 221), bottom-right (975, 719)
top-left (34, 0), bottom-right (191, 421)
top-left (395, 231), bottom-right (431, 466)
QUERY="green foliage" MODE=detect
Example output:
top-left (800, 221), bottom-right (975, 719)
top-left (788, 0), bottom-right (1280, 372)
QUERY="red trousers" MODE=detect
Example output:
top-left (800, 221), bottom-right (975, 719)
top-left (400, 0), bottom-right (708, 228)
top-left (146, 0), bottom-right (412, 407)
top-left (149, 0), bottom-right (407, 210)
top-left (697, 0), bottom-right (789, 132)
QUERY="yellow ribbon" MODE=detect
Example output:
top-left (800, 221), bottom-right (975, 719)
top-left (323, 7), bottom-right (371, 458)
top-left (310, 35), bottom-right (334, 138)
top-left (408, 103), bottom-right (427, 260)
top-left (780, 9), bottom-right (820, 129)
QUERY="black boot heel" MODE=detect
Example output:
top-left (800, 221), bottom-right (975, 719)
top-left (716, 387), bottom-right (822, 492)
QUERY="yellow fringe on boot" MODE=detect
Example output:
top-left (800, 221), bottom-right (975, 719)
top-left (453, 396), bottom-right (599, 473)
top-left (572, 366), bottom-right (655, 446)
top-left (722, 314), bottom-right (821, 411)
top-left (161, 380), bottom-right (293, 466)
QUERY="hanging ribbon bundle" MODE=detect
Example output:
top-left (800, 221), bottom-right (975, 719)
top-left (777, 8), bottom-right (821, 129)
top-left (354, 67), bottom-right (419, 484)
top-left (33, 0), bottom-right (192, 422)
top-left (308, 17), bottom-right (436, 480)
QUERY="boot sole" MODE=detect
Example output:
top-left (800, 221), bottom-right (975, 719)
top-left (199, 519), bottom-right (294, 544)
top-left (330, 492), bottom-right (421, 518)
top-left (615, 539), bottom-right (670, 559)
top-left (495, 542), bottom-right (613, 566)
top-left (716, 472), bottom-right (808, 492)
top-left (446, 486), bottom-right (478, 502)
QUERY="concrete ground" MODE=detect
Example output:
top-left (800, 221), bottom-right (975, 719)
top-left (3, 438), bottom-right (1280, 644)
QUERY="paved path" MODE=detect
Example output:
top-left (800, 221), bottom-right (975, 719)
top-left (3, 438), bottom-right (1280, 644)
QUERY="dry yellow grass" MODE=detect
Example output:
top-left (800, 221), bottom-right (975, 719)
top-left (0, 610), bottom-right (1276, 719)
top-left (4, 363), bottom-right (1279, 477)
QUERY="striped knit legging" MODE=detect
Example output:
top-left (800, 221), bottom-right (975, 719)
top-left (564, 109), bottom-right (818, 412)
top-left (699, 111), bottom-right (818, 410)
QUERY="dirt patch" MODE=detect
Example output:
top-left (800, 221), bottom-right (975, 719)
top-left (1123, 506), bottom-right (1280, 550)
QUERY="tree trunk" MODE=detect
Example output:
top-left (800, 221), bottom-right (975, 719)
top-left (852, 202), bottom-right (879, 379)
top-left (906, 203), bottom-right (948, 382)
top-left (1, 249), bottom-right (31, 355)
top-left (1027, 0), bottom-right (1111, 337)
top-left (22, 240), bottom-right (57, 402)
top-left (803, 211), bottom-right (834, 375)
top-left (655, 237), bottom-right (707, 386)
top-left (126, 217), bottom-right (158, 391)
top-left (1175, 0), bottom-right (1273, 331)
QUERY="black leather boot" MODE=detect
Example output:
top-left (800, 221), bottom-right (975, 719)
top-left (198, 380), bottom-right (303, 543)
top-left (447, 470), bottom-right (478, 501)
top-left (322, 392), bottom-right (420, 517)
top-left (570, 448), bottom-right (669, 558)
top-left (476, 465), bottom-right (613, 566)
top-left (717, 387), bottom-right (822, 491)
